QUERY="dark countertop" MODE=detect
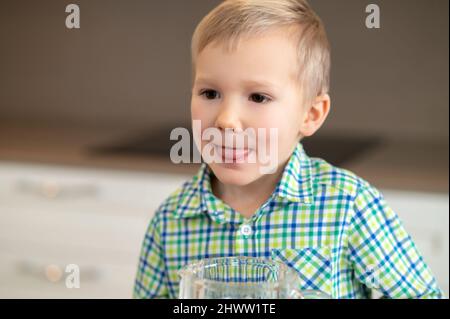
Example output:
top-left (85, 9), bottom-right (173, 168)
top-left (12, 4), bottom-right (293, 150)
top-left (0, 123), bottom-right (447, 193)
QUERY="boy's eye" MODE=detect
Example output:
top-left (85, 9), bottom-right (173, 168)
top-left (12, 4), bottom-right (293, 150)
top-left (199, 90), bottom-right (271, 104)
top-left (200, 89), bottom-right (220, 100)
top-left (250, 93), bottom-right (271, 104)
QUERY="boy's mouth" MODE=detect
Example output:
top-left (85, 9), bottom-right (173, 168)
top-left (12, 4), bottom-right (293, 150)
top-left (213, 144), bottom-right (254, 163)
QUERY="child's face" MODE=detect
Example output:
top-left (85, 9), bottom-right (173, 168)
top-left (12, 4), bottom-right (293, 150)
top-left (191, 27), bottom-right (309, 186)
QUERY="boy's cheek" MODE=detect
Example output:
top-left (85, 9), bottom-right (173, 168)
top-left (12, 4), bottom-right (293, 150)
top-left (191, 105), bottom-right (215, 126)
top-left (190, 99), bottom-right (207, 118)
top-left (190, 105), bottom-right (202, 121)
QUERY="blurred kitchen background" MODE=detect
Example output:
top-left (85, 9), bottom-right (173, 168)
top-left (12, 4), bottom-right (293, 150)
top-left (0, 0), bottom-right (448, 298)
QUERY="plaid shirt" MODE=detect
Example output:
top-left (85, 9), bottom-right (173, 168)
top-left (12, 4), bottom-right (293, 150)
top-left (133, 143), bottom-right (444, 299)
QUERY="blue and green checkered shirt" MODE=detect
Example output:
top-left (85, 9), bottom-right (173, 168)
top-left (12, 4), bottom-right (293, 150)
top-left (134, 142), bottom-right (444, 299)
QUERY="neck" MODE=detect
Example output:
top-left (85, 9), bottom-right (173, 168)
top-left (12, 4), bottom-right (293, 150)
top-left (211, 161), bottom-right (288, 219)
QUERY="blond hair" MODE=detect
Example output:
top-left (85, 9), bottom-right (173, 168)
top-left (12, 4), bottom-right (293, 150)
top-left (191, 0), bottom-right (331, 105)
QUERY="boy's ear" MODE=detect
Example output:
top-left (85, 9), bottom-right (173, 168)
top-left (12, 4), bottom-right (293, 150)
top-left (299, 94), bottom-right (331, 137)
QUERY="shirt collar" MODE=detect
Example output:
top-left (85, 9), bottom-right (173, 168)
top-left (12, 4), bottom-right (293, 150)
top-left (174, 142), bottom-right (314, 220)
top-left (273, 142), bottom-right (314, 204)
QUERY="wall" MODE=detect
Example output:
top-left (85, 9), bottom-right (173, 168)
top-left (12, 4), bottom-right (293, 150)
top-left (0, 0), bottom-right (448, 142)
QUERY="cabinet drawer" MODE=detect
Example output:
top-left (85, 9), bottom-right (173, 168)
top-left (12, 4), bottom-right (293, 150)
top-left (0, 251), bottom-right (137, 298)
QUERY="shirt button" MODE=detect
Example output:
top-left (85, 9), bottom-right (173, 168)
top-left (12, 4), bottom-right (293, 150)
top-left (239, 224), bottom-right (253, 236)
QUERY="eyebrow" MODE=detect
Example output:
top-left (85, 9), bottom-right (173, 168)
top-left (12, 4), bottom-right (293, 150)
top-left (195, 77), bottom-right (280, 91)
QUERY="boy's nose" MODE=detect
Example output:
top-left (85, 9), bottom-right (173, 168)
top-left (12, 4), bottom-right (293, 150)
top-left (214, 103), bottom-right (243, 132)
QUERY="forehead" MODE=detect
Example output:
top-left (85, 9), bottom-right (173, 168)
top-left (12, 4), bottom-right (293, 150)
top-left (194, 28), bottom-right (299, 87)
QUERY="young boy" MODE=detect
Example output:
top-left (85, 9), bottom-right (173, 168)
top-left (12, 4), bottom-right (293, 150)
top-left (133, 0), bottom-right (444, 298)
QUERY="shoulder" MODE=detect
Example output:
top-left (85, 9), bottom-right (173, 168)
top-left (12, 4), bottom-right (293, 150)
top-left (308, 157), bottom-right (393, 226)
top-left (309, 156), bottom-right (377, 200)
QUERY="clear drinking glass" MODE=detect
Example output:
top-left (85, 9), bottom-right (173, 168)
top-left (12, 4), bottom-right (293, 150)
top-left (178, 256), bottom-right (331, 299)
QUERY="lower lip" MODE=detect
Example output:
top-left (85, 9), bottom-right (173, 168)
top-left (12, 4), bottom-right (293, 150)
top-left (215, 145), bottom-right (253, 163)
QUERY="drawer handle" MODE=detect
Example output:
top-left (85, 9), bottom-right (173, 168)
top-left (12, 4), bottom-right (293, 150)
top-left (16, 260), bottom-right (102, 283)
top-left (15, 180), bottom-right (99, 200)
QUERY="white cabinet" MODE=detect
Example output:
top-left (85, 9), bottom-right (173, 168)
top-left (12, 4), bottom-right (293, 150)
top-left (0, 161), bottom-right (189, 298)
top-left (382, 190), bottom-right (449, 297)
top-left (0, 161), bottom-right (448, 298)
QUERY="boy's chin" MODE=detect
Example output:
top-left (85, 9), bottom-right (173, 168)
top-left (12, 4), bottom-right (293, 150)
top-left (208, 162), bottom-right (262, 186)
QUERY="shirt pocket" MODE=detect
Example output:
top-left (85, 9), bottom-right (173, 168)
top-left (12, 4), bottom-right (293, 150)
top-left (271, 247), bottom-right (333, 296)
